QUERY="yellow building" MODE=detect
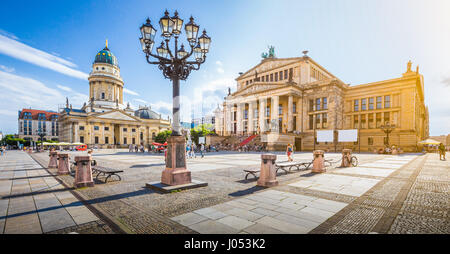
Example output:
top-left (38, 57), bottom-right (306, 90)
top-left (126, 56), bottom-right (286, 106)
top-left (59, 42), bottom-right (171, 148)
top-left (215, 51), bottom-right (428, 152)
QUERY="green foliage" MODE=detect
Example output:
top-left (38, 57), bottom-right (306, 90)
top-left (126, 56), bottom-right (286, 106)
top-left (1, 135), bottom-right (29, 146)
top-left (154, 130), bottom-right (172, 143)
top-left (190, 124), bottom-right (214, 145)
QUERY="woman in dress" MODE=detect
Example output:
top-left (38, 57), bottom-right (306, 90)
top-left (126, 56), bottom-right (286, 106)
top-left (286, 143), bottom-right (294, 162)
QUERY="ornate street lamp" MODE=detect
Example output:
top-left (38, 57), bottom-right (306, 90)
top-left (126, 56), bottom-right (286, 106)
top-left (38, 131), bottom-right (45, 151)
top-left (139, 10), bottom-right (210, 186)
top-left (380, 122), bottom-right (395, 147)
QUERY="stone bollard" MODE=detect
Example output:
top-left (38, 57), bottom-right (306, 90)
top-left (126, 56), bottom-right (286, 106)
top-left (257, 154), bottom-right (278, 187)
top-left (48, 151), bottom-right (59, 169)
top-left (57, 153), bottom-right (70, 175)
top-left (312, 150), bottom-right (325, 173)
top-left (341, 149), bottom-right (352, 167)
top-left (27, 148), bottom-right (32, 154)
top-left (74, 156), bottom-right (94, 188)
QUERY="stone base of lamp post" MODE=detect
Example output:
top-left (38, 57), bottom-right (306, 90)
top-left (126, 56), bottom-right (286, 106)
top-left (48, 151), bottom-right (58, 169)
top-left (57, 153), bottom-right (70, 175)
top-left (312, 150), bottom-right (325, 173)
top-left (74, 156), bottom-right (94, 188)
top-left (146, 135), bottom-right (207, 193)
top-left (257, 154), bottom-right (278, 187)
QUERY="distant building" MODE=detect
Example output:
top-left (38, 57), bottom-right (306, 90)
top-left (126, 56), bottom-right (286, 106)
top-left (192, 115), bottom-right (215, 130)
top-left (58, 41), bottom-right (170, 147)
top-left (18, 109), bottom-right (60, 142)
top-left (0, 131), bottom-right (3, 141)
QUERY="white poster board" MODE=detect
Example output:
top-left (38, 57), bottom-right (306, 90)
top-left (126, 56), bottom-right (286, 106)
top-left (338, 129), bottom-right (358, 142)
top-left (316, 130), bottom-right (334, 142)
top-left (198, 137), bottom-right (205, 144)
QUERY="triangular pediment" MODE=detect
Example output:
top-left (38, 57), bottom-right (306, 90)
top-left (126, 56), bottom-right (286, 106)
top-left (234, 82), bottom-right (285, 97)
top-left (94, 110), bottom-right (140, 122)
top-left (237, 57), bottom-right (303, 80)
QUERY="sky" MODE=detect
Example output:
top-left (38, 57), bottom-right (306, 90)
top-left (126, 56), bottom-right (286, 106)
top-left (0, 0), bottom-right (449, 136)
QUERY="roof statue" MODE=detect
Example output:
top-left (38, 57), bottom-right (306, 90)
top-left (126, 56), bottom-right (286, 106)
top-left (407, 60), bottom-right (412, 72)
top-left (261, 45), bottom-right (275, 59)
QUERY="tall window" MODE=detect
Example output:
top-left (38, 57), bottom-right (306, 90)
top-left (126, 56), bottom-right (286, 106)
top-left (376, 96), bottom-right (382, 109)
top-left (104, 126), bottom-right (109, 131)
top-left (279, 71), bottom-right (283, 80)
top-left (278, 104), bottom-right (282, 115)
top-left (123, 128), bottom-right (127, 132)
top-left (368, 114), bottom-right (374, 128)
top-left (316, 114), bottom-right (321, 129)
top-left (95, 136), bottom-right (99, 144)
top-left (354, 116), bottom-right (359, 129)
top-left (323, 97), bottom-right (327, 110)
top-left (293, 102), bottom-right (296, 113)
top-left (94, 126), bottom-right (99, 131)
top-left (369, 97), bottom-right (374, 110)
top-left (270, 73), bottom-right (273, 82)
top-left (246, 81), bottom-right (249, 86)
top-left (309, 115), bottom-right (314, 129)
top-left (123, 137), bottom-right (127, 144)
top-left (384, 95), bottom-right (391, 108)
top-left (354, 100), bottom-right (359, 111)
top-left (265, 106), bottom-right (270, 117)
top-left (284, 70), bottom-right (288, 80)
top-left (244, 109), bottom-right (248, 119)
top-left (262, 76), bottom-right (265, 82)
top-left (309, 99), bottom-right (314, 112)
top-left (80, 136), bottom-right (84, 143)
top-left (275, 72), bottom-right (278, 81)
top-left (289, 68), bottom-right (293, 80)
top-left (368, 137), bottom-right (373, 145)
top-left (316, 98), bottom-right (321, 111)
top-left (361, 114), bottom-right (366, 129)
top-left (132, 128), bottom-right (136, 132)
top-left (361, 98), bottom-right (367, 111)
top-left (101, 93), bottom-right (105, 99)
top-left (322, 113), bottom-right (327, 128)
top-left (376, 113), bottom-right (382, 127)
top-left (23, 121), bottom-right (26, 135)
top-left (132, 137), bottom-right (136, 145)
top-left (384, 112), bottom-right (390, 125)
top-left (105, 137), bottom-right (109, 144)
top-left (265, 75), bottom-right (269, 82)
top-left (254, 108), bottom-right (258, 118)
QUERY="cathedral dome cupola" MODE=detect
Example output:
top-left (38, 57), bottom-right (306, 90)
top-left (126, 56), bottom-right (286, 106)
top-left (94, 40), bottom-right (118, 66)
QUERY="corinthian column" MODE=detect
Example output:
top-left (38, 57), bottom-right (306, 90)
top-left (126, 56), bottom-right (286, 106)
top-left (288, 95), bottom-right (293, 132)
top-left (236, 102), bottom-right (243, 135)
top-left (271, 95), bottom-right (279, 132)
top-left (259, 98), bottom-right (266, 133)
top-left (248, 101), bottom-right (254, 134)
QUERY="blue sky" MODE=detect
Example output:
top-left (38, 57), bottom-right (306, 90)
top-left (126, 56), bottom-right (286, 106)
top-left (0, 0), bottom-right (449, 136)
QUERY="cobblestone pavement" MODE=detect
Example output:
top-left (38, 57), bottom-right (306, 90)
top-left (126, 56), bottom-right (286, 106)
top-left (30, 149), bottom-right (448, 234)
top-left (0, 151), bottom-right (112, 234)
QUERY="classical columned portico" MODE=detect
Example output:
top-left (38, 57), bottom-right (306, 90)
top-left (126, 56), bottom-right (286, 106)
top-left (288, 95), bottom-right (293, 132)
top-left (236, 103), bottom-right (243, 135)
top-left (259, 98), bottom-right (267, 133)
top-left (270, 95), bottom-right (279, 132)
top-left (227, 104), bottom-right (233, 135)
top-left (247, 101), bottom-right (254, 134)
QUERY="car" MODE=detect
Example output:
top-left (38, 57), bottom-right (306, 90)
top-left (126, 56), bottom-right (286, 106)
top-left (75, 144), bottom-right (87, 151)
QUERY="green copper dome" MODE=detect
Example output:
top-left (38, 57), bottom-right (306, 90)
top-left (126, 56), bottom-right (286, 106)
top-left (94, 46), bottom-right (118, 66)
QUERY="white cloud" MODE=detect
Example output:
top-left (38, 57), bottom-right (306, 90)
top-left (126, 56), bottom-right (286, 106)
top-left (133, 98), bottom-right (148, 104)
top-left (216, 60), bottom-right (223, 66)
top-left (123, 88), bottom-right (139, 96)
top-left (217, 67), bottom-right (225, 74)
top-left (0, 65), bottom-right (14, 73)
top-left (0, 109), bottom-right (17, 116)
top-left (0, 35), bottom-right (88, 80)
top-left (57, 84), bottom-right (73, 92)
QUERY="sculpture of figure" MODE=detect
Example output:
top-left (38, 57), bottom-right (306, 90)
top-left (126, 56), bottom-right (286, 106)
top-left (261, 45), bottom-right (275, 59)
top-left (228, 87), bottom-right (231, 95)
top-left (407, 60), bottom-right (412, 72)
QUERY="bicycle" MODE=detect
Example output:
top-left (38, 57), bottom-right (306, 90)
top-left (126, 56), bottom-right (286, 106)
top-left (344, 155), bottom-right (358, 167)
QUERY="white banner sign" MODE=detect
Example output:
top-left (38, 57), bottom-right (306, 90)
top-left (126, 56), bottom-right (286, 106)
top-left (338, 129), bottom-right (358, 142)
top-left (316, 130), bottom-right (334, 142)
top-left (198, 137), bottom-right (205, 144)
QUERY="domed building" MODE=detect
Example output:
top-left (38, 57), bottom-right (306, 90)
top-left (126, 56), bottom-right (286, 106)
top-left (58, 41), bottom-right (171, 148)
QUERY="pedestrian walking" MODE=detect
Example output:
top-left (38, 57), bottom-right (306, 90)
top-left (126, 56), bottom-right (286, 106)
top-left (135, 144), bottom-right (138, 153)
top-left (186, 144), bottom-right (191, 158)
top-left (190, 144), bottom-right (196, 158)
top-left (0, 146), bottom-right (3, 156)
top-left (286, 143), bottom-right (294, 162)
top-left (129, 144), bottom-right (133, 152)
top-left (438, 143), bottom-right (446, 160)
top-left (200, 143), bottom-right (205, 158)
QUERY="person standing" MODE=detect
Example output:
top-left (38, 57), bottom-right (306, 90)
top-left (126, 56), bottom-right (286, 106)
top-left (186, 144), bottom-right (191, 159)
top-left (129, 144), bottom-right (133, 153)
top-left (286, 143), bottom-right (294, 162)
top-left (200, 143), bottom-right (205, 158)
top-left (438, 143), bottom-right (446, 160)
top-left (190, 144), bottom-right (196, 158)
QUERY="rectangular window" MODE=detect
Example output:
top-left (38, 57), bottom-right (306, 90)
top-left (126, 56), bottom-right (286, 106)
top-left (384, 95), bottom-right (390, 108)
top-left (309, 115), bottom-right (314, 130)
top-left (376, 113), bottom-right (382, 128)
top-left (270, 73), bottom-right (273, 82)
top-left (309, 99), bottom-right (314, 112)
top-left (123, 137), bottom-right (127, 144)
top-left (266, 75), bottom-right (269, 82)
top-left (322, 113), bottom-right (327, 128)
top-left (104, 126), bottom-right (109, 131)
top-left (279, 71), bottom-right (283, 80)
top-left (246, 81), bottom-right (249, 86)
top-left (261, 76), bottom-right (264, 82)
top-left (369, 97), bottom-right (374, 110)
top-left (293, 102), bottom-right (296, 113)
top-left (316, 114), bottom-right (321, 129)
top-left (361, 114), bottom-right (366, 129)
top-left (95, 136), bottom-right (99, 144)
top-left (94, 126), bottom-right (99, 131)
top-left (278, 104), bottom-right (282, 115)
top-left (376, 96), bottom-right (382, 109)
top-left (368, 137), bottom-right (373, 145)
top-left (361, 98), bottom-right (367, 111)
top-left (79, 126), bottom-right (85, 131)
top-left (254, 108), bottom-right (258, 118)
top-left (275, 72), bottom-right (278, 81)
top-left (354, 100), bottom-right (359, 111)
top-left (384, 112), bottom-right (390, 125)
top-left (368, 114), bottom-right (374, 128)
top-left (80, 136), bottom-right (84, 143)
top-left (284, 70), bottom-right (288, 80)
top-left (105, 137), bottom-right (109, 144)
top-left (233, 111), bottom-right (236, 121)
top-left (316, 98), bottom-right (321, 111)
top-left (289, 68), bottom-right (293, 80)
top-left (123, 128), bottom-right (127, 132)
top-left (265, 106), bottom-right (270, 117)
top-left (354, 116), bottom-right (359, 129)
top-left (323, 97), bottom-right (327, 110)
top-left (132, 137), bottom-right (136, 145)
top-left (132, 128), bottom-right (136, 132)
top-left (244, 109), bottom-right (248, 119)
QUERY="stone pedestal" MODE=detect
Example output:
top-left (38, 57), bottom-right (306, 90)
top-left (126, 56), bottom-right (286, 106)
top-left (257, 154), bottom-right (278, 187)
top-left (74, 156), bottom-right (94, 188)
top-left (161, 135), bottom-right (191, 186)
top-left (57, 153), bottom-right (70, 175)
top-left (341, 149), bottom-right (352, 167)
top-left (48, 151), bottom-right (58, 169)
top-left (312, 150), bottom-right (325, 173)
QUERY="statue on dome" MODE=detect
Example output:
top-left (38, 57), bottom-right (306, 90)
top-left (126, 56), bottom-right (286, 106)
top-left (407, 60), bottom-right (412, 72)
top-left (261, 45), bottom-right (275, 59)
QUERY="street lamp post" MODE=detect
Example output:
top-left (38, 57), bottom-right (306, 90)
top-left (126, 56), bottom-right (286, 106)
top-left (38, 132), bottom-right (45, 151)
top-left (139, 10), bottom-right (210, 186)
top-left (380, 122), bottom-right (395, 147)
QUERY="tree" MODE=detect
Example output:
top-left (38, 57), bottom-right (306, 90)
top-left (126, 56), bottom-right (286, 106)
top-left (154, 130), bottom-right (172, 143)
top-left (190, 124), bottom-right (214, 145)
